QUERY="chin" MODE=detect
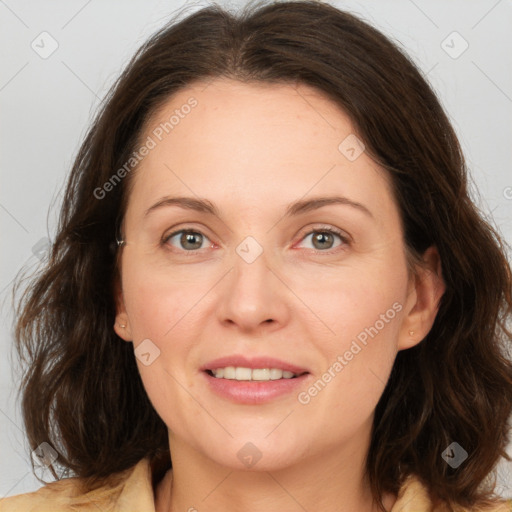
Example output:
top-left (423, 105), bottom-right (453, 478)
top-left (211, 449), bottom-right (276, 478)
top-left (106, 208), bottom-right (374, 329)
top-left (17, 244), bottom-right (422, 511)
top-left (201, 436), bottom-right (308, 472)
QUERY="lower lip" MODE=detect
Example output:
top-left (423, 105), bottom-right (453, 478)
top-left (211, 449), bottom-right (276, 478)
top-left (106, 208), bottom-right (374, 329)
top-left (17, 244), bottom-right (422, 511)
top-left (202, 371), bottom-right (311, 404)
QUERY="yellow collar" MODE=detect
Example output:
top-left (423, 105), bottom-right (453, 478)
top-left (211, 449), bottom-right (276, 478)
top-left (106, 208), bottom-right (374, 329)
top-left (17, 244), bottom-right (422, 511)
top-left (1, 457), bottom-right (510, 512)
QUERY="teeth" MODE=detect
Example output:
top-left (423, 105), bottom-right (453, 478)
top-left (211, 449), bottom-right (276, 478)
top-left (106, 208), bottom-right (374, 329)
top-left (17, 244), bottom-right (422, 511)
top-left (210, 366), bottom-right (299, 381)
top-left (253, 368), bottom-right (270, 380)
top-left (235, 367), bottom-right (252, 380)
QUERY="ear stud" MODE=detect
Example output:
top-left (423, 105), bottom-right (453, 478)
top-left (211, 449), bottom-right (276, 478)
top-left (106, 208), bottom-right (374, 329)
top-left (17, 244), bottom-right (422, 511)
top-left (409, 330), bottom-right (415, 336)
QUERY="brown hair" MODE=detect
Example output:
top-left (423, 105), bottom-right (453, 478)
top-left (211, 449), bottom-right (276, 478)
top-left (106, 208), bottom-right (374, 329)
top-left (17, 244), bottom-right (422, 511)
top-left (12, 1), bottom-right (512, 510)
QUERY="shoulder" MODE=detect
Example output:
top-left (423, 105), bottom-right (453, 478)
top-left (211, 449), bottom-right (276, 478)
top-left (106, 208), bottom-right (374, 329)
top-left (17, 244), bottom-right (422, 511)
top-left (393, 474), bottom-right (512, 512)
top-left (0, 476), bottom-right (115, 512)
top-left (0, 458), bottom-right (155, 512)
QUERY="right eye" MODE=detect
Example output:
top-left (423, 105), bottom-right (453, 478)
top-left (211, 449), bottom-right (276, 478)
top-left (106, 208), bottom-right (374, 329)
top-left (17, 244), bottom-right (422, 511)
top-left (162, 229), bottom-right (213, 253)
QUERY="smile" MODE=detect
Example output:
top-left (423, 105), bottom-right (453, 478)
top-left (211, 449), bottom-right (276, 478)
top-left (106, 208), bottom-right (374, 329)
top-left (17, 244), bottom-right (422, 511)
top-left (208, 366), bottom-right (305, 381)
top-left (202, 369), bottom-right (311, 404)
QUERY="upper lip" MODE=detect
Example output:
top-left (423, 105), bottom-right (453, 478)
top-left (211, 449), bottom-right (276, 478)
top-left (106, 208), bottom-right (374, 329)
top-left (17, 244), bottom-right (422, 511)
top-left (201, 355), bottom-right (309, 375)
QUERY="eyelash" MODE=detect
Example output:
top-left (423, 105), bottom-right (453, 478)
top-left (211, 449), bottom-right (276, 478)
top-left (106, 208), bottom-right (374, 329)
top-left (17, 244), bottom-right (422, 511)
top-left (161, 225), bottom-right (351, 256)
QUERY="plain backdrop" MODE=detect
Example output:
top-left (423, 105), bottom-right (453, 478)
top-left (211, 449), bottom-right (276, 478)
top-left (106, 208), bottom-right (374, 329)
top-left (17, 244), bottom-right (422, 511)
top-left (1, 0), bottom-right (511, 500)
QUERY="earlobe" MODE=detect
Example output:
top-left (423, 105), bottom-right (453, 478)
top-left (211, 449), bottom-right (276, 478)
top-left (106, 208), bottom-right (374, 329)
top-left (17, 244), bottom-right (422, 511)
top-left (398, 246), bottom-right (446, 351)
top-left (113, 278), bottom-right (133, 342)
top-left (114, 317), bottom-right (132, 341)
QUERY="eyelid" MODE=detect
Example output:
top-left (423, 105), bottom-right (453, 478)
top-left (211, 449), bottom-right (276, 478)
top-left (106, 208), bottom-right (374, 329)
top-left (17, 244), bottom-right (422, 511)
top-left (296, 223), bottom-right (352, 244)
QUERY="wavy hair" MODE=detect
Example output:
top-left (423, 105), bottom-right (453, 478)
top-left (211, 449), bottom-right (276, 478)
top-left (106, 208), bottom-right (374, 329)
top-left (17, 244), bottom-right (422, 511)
top-left (12, 1), bottom-right (512, 510)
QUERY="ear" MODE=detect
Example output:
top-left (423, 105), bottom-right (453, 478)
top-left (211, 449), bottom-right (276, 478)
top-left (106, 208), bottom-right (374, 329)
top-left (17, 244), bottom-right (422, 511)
top-left (113, 275), bottom-right (133, 342)
top-left (398, 245), bottom-right (446, 351)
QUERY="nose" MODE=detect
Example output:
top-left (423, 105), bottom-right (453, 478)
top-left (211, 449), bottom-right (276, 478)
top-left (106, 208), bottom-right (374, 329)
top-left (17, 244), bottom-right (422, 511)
top-left (215, 238), bottom-right (291, 333)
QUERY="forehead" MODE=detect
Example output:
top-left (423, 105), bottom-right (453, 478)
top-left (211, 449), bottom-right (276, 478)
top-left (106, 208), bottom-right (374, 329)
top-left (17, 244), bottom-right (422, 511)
top-left (125, 78), bottom-right (395, 224)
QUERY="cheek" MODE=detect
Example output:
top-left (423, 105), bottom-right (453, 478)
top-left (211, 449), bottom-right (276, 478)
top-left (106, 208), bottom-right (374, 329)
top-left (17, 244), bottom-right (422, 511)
top-left (297, 257), bottom-right (407, 349)
top-left (120, 248), bottom-right (208, 339)
top-left (295, 297), bottom-right (402, 443)
top-left (295, 259), bottom-right (406, 413)
top-left (119, 255), bottom-right (203, 432)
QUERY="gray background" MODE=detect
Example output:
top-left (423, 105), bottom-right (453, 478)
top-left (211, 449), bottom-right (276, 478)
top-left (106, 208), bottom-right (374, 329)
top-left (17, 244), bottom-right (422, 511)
top-left (1, 0), bottom-right (511, 500)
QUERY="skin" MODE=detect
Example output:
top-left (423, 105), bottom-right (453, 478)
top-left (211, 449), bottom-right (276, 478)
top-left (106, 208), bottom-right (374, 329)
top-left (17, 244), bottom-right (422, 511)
top-left (114, 78), bottom-right (445, 512)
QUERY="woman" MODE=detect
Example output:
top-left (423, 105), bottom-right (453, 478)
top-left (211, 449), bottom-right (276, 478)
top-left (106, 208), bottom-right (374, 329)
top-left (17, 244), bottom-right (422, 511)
top-left (3, 1), bottom-right (512, 511)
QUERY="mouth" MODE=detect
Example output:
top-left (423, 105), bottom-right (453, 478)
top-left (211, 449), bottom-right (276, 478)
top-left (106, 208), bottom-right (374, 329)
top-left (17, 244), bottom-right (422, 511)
top-left (205, 367), bottom-right (308, 381)
top-left (201, 366), bottom-right (311, 404)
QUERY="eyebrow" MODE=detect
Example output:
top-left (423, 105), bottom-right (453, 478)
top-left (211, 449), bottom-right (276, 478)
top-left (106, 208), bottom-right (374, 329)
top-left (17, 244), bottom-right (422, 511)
top-left (143, 195), bottom-right (373, 219)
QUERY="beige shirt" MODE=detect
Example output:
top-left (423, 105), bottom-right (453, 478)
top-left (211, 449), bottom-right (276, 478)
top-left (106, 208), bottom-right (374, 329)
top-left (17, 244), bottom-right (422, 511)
top-left (0, 457), bottom-right (510, 512)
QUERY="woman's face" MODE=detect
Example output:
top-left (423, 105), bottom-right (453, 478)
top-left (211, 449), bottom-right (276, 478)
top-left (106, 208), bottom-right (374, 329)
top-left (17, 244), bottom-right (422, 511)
top-left (115, 78), bottom-right (436, 471)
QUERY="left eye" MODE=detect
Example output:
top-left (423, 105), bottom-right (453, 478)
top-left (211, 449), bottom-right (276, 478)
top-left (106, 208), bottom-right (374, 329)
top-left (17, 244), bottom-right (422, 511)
top-left (297, 228), bottom-right (347, 251)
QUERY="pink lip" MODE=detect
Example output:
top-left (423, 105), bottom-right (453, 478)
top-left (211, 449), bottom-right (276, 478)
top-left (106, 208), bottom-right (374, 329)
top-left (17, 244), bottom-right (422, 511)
top-left (200, 355), bottom-right (309, 374)
top-left (201, 371), bottom-right (311, 405)
top-left (199, 355), bottom-right (311, 405)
